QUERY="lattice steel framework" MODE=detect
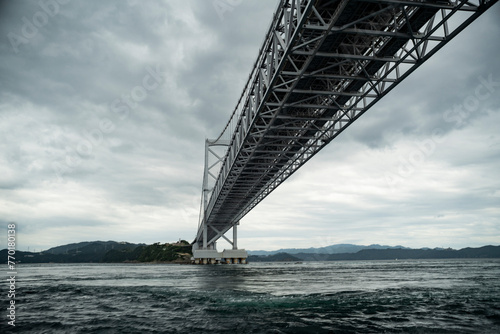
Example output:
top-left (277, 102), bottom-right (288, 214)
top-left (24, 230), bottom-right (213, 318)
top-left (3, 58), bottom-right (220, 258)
top-left (193, 0), bottom-right (498, 250)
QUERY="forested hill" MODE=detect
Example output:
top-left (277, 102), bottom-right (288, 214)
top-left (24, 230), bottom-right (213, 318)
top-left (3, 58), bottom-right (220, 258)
top-left (1, 240), bottom-right (192, 264)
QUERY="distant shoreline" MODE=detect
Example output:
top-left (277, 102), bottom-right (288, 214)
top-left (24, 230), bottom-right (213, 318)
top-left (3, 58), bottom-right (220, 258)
top-left (0, 240), bottom-right (193, 264)
top-left (2, 243), bottom-right (499, 264)
top-left (248, 245), bottom-right (500, 262)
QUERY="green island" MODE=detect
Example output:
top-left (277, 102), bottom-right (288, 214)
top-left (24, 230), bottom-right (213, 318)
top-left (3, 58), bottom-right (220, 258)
top-left (104, 241), bottom-right (192, 263)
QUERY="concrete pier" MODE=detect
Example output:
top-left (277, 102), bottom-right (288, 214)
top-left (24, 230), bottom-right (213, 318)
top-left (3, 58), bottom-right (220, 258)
top-left (192, 249), bottom-right (248, 265)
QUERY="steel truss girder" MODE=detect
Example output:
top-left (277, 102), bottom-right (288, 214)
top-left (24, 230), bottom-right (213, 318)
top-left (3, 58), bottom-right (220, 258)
top-left (194, 0), bottom-right (498, 249)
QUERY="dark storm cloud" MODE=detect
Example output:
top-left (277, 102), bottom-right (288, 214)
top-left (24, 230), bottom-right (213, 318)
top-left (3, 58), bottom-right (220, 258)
top-left (0, 1), bottom-right (498, 251)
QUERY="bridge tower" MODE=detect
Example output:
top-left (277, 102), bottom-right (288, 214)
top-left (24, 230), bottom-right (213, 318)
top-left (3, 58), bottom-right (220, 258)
top-left (192, 139), bottom-right (248, 264)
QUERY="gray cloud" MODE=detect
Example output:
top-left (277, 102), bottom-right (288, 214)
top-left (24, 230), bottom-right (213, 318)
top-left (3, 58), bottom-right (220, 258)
top-left (0, 1), bottom-right (499, 251)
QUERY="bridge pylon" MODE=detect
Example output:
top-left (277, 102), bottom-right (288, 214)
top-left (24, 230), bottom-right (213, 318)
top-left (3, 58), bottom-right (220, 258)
top-left (192, 221), bottom-right (248, 264)
top-left (192, 139), bottom-right (248, 264)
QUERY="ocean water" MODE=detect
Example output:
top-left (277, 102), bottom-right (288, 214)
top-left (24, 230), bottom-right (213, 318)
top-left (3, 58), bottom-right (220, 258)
top-left (3, 259), bottom-right (500, 333)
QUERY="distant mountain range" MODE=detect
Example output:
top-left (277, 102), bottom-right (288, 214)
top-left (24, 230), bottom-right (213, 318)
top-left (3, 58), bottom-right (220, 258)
top-left (248, 243), bottom-right (417, 256)
top-left (248, 245), bottom-right (500, 262)
top-left (2, 241), bottom-right (499, 264)
top-left (44, 240), bottom-right (145, 255)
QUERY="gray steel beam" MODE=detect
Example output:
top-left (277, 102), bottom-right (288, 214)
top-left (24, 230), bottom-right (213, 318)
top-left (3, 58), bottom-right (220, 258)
top-left (193, 0), bottom-right (498, 250)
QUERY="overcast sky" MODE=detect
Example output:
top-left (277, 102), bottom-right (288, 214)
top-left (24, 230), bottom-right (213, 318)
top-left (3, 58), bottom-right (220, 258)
top-left (1, 0), bottom-right (499, 252)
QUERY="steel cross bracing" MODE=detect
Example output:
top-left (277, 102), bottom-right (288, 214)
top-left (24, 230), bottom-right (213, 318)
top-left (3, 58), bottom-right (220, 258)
top-left (193, 0), bottom-right (498, 249)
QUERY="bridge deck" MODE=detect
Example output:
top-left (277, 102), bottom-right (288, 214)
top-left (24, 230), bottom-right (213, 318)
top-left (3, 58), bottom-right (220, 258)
top-left (194, 0), bottom-right (497, 249)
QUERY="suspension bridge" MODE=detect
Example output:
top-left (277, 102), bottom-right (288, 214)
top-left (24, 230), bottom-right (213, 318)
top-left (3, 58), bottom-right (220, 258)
top-left (191, 0), bottom-right (498, 264)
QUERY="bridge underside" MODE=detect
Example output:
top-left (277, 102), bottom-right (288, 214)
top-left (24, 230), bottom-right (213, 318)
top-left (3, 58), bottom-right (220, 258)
top-left (193, 0), bottom-right (497, 253)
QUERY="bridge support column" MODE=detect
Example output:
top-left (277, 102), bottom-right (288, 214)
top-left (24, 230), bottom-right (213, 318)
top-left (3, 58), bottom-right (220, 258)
top-left (192, 221), bottom-right (247, 264)
top-left (233, 222), bottom-right (237, 250)
top-left (192, 247), bottom-right (248, 264)
top-left (203, 221), bottom-right (207, 249)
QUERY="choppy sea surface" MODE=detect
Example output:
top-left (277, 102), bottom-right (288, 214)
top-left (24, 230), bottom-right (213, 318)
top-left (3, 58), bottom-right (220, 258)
top-left (3, 259), bottom-right (500, 333)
